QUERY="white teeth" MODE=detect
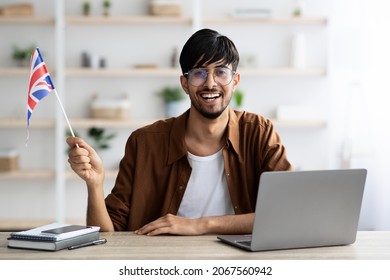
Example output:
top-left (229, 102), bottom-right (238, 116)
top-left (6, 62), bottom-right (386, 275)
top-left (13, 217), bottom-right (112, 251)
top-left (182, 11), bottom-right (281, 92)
top-left (201, 93), bottom-right (220, 99)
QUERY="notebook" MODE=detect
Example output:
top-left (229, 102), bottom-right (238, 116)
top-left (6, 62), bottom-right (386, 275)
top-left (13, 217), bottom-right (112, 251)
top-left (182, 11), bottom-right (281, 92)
top-left (217, 169), bottom-right (367, 251)
top-left (9, 223), bottom-right (100, 242)
top-left (8, 231), bottom-right (100, 251)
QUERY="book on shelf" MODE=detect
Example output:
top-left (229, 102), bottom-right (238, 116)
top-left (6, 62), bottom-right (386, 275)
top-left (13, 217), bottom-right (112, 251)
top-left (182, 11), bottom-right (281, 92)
top-left (7, 223), bottom-right (101, 251)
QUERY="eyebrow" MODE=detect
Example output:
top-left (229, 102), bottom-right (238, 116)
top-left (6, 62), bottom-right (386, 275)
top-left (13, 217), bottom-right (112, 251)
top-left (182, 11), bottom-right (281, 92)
top-left (195, 65), bottom-right (231, 70)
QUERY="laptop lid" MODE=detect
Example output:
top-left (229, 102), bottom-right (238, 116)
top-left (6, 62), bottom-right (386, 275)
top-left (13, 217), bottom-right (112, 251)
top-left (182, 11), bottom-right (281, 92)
top-left (218, 169), bottom-right (367, 251)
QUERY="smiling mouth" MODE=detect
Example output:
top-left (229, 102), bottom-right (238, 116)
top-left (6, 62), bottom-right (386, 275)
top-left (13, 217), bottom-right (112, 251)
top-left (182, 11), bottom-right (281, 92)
top-left (200, 92), bottom-right (222, 100)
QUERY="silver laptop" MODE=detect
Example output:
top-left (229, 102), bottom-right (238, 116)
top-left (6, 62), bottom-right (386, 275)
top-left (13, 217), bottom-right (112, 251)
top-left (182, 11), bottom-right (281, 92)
top-left (218, 169), bottom-right (367, 251)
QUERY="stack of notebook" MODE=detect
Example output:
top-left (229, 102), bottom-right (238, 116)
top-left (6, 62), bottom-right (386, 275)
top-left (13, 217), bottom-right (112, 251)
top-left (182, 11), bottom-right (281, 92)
top-left (7, 223), bottom-right (101, 251)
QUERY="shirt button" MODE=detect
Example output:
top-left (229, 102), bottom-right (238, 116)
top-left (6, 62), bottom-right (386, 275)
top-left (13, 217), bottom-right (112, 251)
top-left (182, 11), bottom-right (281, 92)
top-left (178, 186), bottom-right (184, 191)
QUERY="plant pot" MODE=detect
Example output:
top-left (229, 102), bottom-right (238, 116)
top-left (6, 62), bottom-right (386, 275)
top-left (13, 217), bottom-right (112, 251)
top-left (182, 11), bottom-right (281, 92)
top-left (165, 101), bottom-right (182, 118)
top-left (15, 59), bottom-right (27, 67)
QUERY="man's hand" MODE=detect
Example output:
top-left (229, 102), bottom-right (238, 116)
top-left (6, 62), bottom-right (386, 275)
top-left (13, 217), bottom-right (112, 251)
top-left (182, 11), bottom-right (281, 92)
top-left (67, 136), bottom-right (114, 232)
top-left (135, 213), bottom-right (255, 236)
top-left (66, 137), bottom-right (105, 188)
top-left (135, 214), bottom-right (207, 236)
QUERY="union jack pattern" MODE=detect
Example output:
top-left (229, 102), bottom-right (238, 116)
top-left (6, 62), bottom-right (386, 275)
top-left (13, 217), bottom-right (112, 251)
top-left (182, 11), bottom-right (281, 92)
top-left (27, 48), bottom-right (55, 127)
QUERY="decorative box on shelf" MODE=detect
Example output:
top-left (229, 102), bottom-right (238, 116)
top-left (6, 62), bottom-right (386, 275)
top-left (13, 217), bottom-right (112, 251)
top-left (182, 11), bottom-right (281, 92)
top-left (0, 3), bottom-right (33, 16)
top-left (149, 0), bottom-right (181, 16)
top-left (0, 149), bottom-right (19, 172)
top-left (90, 95), bottom-right (130, 120)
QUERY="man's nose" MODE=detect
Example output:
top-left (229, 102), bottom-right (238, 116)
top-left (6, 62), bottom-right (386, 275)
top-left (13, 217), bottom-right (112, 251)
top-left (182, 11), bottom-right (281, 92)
top-left (204, 72), bottom-right (217, 88)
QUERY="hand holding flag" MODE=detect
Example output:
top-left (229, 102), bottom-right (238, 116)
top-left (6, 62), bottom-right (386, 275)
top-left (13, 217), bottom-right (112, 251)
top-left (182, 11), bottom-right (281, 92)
top-left (26, 48), bottom-right (77, 145)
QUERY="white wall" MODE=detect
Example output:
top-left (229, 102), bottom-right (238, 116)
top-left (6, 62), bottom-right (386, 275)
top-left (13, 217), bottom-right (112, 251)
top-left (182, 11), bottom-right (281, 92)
top-left (328, 0), bottom-right (390, 230)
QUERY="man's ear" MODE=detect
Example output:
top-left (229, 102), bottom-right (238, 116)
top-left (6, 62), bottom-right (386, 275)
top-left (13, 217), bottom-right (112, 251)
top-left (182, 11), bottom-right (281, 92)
top-left (180, 75), bottom-right (189, 95)
top-left (232, 72), bottom-right (241, 92)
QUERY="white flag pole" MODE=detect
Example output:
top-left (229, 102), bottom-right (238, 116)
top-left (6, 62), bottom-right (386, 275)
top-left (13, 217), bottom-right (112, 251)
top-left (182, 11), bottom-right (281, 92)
top-left (53, 88), bottom-right (79, 147)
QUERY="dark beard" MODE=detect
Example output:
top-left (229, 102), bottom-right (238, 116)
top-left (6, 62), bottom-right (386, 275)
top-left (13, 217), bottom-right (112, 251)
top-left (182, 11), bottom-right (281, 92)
top-left (199, 109), bottom-right (225, 119)
top-left (191, 89), bottom-right (232, 119)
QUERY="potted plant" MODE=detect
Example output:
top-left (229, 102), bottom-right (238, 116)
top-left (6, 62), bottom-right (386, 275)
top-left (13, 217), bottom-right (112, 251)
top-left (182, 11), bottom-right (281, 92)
top-left (65, 127), bottom-right (115, 153)
top-left (103, 0), bottom-right (111, 16)
top-left (82, 1), bottom-right (91, 16)
top-left (88, 127), bottom-right (116, 151)
top-left (158, 86), bottom-right (186, 117)
top-left (233, 89), bottom-right (244, 109)
top-left (292, 0), bottom-right (302, 17)
top-left (12, 45), bottom-right (35, 67)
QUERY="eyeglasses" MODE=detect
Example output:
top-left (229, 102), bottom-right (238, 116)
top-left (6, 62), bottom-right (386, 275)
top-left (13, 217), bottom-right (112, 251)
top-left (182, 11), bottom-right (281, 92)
top-left (184, 67), bottom-right (236, 87)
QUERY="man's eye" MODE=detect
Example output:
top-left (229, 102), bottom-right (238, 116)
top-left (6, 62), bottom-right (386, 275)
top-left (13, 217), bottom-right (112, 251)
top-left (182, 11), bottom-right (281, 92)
top-left (193, 70), bottom-right (206, 78)
top-left (215, 69), bottom-right (229, 76)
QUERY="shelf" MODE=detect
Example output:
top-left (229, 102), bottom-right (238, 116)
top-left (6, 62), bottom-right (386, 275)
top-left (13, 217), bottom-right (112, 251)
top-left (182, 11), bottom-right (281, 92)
top-left (2, 68), bottom-right (325, 80)
top-left (73, 118), bottom-right (327, 129)
top-left (0, 118), bottom-right (326, 129)
top-left (0, 168), bottom-right (118, 181)
top-left (66, 15), bottom-right (192, 25)
top-left (65, 67), bottom-right (181, 77)
top-left (0, 119), bottom-right (54, 128)
top-left (0, 118), bottom-right (153, 130)
top-left (240, 68), bottom-right (326, 77)
top-left (71, 118), bottom-right (155, 128)
top-left (66, 169), bottom-right (118, 180)
top-left (203, 16), bottom-right (327, 25)
top-left (0, 16), bottom-right (54, 24)
top-left (0, 169), bottom-right (55, 180)
top-left (65, 67), bottom-right (325, 77)
top-left (0, 67), bottom-right (29, 76)
top-left (273, 119), bottom-right (327, 128)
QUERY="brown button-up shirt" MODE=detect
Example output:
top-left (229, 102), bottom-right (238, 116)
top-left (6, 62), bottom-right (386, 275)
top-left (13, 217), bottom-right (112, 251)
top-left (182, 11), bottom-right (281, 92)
top-left (105, 109), bottom-right (293, 231)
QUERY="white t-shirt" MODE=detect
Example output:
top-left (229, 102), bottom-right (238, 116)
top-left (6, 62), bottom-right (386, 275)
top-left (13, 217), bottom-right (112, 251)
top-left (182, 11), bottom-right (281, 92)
top-left (177, 149), bottom-right (234, 219)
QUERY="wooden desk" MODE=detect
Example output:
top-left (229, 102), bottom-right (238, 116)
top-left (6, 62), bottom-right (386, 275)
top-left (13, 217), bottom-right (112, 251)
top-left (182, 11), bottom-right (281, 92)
top-left (1, 231), bottom-right (389, 260)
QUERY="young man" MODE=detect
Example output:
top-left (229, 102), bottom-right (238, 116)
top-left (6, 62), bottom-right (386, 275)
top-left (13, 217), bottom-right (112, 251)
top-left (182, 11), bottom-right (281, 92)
top-left (67, 28), bottom-right (293, 236)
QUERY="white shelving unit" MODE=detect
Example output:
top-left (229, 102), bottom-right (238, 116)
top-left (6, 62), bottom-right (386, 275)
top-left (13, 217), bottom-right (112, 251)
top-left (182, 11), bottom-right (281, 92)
top-left (202, 16), bottom-right (327, 25)
top-left (0, 16), bottom-right (54, 24)
top-left (66, 15), bottom-right (193, 25)
top-left (0, 0), bottom-right (329, 229)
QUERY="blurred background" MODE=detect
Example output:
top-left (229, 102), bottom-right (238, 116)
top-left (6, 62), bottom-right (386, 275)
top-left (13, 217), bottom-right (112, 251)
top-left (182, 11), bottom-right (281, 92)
top-left (0, 0), bottom-right (388, 231)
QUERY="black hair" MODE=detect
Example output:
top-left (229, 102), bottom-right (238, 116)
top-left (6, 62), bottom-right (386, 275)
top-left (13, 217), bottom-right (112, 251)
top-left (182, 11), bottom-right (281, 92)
top-left (179, 28), bottom-right (239, 74)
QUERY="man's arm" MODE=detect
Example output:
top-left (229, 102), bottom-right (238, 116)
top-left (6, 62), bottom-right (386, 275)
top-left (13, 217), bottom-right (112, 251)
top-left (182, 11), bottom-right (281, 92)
top-left (66, 137), bottom-right (114, 232)
top-left (135, 213), bottom-right (254, 236)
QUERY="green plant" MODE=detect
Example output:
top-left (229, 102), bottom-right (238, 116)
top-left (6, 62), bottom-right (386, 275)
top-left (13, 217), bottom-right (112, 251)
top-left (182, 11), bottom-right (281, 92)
top-left (233, 89), bottom-right (244, 107)
top-left (88, 127), bottom-right (116, 150)
top-left (103, 0), bottom-right (111, 9)
top-left (82, 1), bottom-right (91, 16)
top-left (292, 0), bottom-right (302, 17)
top-left (12, 45), bottom-right (35, 64)
top-left (293, 8), bottom-right (301, 17)
top-left (103, 0), bottom-right (111, 16)
top-left (65, 127), bottom-right (115, 153)
top-left (158, 86), bottom-right (186, 102)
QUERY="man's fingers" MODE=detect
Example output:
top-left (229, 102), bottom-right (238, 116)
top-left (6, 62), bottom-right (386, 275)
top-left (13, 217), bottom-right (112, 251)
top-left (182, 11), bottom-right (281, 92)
top-left (135, 214), bottom-right (187, 236)
top-left (67, 137), bottom-right (96, 155)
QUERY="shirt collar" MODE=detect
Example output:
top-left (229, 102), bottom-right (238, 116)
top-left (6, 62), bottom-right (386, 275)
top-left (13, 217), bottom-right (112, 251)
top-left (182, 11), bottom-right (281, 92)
top-left (226, 108), bottom-right (240, 156)
top-left (167, 108), bottom-right (241, 165)
top-left (167, 110), bottom-right (189, 165)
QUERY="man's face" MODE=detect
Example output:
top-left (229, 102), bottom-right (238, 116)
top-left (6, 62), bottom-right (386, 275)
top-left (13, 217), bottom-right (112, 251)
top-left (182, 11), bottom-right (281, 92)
top-left (181, 61), bottom-right (240, 119)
